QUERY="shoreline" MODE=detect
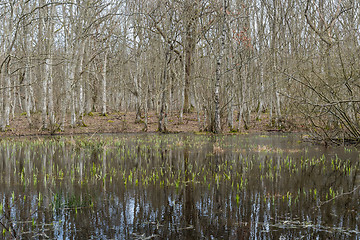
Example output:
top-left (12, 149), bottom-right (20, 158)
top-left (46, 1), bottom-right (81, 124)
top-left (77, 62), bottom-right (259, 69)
top-left (0, 111), bottom-right (308, 138)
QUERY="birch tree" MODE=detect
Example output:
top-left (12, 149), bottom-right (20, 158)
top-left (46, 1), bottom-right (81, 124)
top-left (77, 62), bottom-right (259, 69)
top-left (0, 1), bottom-right (17, 131)
top-left (213, 0), bottom-right (228, 133)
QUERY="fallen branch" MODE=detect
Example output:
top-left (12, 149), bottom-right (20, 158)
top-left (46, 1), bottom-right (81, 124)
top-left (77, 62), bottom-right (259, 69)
top-left (317, 185), bottom-right (360, 208)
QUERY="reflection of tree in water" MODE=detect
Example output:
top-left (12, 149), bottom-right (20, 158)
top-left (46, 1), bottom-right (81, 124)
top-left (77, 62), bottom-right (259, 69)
top-left (183, 142), bottom-right (198, 239)
top-left (0, 137), bottom-right (359, 239)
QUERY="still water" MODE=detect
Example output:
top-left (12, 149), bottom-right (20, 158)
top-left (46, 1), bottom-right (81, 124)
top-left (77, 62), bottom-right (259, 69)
top-left (0, 133), bottom-right (359, 239)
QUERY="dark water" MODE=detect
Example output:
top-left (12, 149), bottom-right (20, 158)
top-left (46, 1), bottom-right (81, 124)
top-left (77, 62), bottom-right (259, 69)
top-left (0, 133), bottom-right (359, 239)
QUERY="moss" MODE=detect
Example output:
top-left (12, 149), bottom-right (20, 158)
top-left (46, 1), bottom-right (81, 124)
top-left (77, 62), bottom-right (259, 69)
top-left (194, 131), bottom-right (209, 135)
top-left (229, 128), bottom-right (238, 133)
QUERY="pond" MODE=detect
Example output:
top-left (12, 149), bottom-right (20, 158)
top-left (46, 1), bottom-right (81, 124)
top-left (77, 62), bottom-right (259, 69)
top-left (0, 133), bottom-right (359, 239)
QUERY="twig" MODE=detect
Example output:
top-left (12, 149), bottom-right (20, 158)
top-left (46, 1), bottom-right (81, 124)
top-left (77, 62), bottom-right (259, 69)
top-left (0, 221), bottom-right (15, 239)
top-left (317, 185), bottom-right (360, 208)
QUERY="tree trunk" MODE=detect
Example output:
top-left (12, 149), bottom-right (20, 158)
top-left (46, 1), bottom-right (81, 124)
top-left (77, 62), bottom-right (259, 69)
top-left (270, 0), bottom-right (281, 127)
top-left (1, 64), bottom-right (11, 131)
top-left (77, 39), bottom-right (87, 124)
top-left (70, 62), bottom-right (77, 127)
top-left (101, 50), bottom-right (108, 116)
top-left (183, 0), bottom-right (198, 114)
top-left (41, 64), bottom-right (48, 129)
top-left (179, 56), bottom-right (185, 123)
top-left (48, 5), bottom-right (55, 127)
top-left (25, 56), bottom-right (33, 126)
top-left (1, 2), bottom-right (14, 131)
top-left (213, 0), bottom-right (227, 134)
top-left (158, 47), bottom-right (170, 133)
top-left (133, 60), bottom-right (141, 123)
top-left (38, 0), bottom-right (48, 129)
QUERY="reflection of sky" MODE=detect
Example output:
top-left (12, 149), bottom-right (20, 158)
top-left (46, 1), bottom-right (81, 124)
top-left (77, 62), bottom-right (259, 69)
top-left (250, 193), bottom-right (260, 239)
top-left (127, 196), bottom-right (135, 226)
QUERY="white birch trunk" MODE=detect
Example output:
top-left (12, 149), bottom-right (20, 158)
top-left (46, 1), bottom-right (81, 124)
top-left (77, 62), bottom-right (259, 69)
top-left (25, 57), bottom-right (32, 126)
top-left (60, 4), bottom-right (69, 130)
top-left (84, 41), bottom-right (92, 114)
top-left (0, 1), bottom-right (13, 131)
top-left (47, 56), bottom-right (55, 126)
top-left (20, 0), bottom-right (32, 126)
top-left (41, 64), bottom-right (48, 129)
top-left (47, 4), bottom-right (55, 127)
top-left (70, 62), bottom-right (76, 126)
top-left (37, 0), bottom-right (47, 129)
top-left (11, 81), bottom-right (16, 119)
top-left (214, 0), bottom-right (227, 133)
top-left (257, 66), bottom-right (265, 118)
top-left (42, 59), bottom-right (54, 130)
top-left (2, 38), bottom-right (11, 130)
top-left (168, 67), bottom-right (173, 114)
top-left (101, 51), bottom-right (108, 116)
top-left (2, 71), bottom-right (11, 130)
top-left (78, 40), bottom-right (86, 123)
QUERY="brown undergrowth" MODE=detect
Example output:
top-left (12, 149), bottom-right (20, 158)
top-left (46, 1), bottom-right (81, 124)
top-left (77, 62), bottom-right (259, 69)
top-left (0, 111), bottom-right (308, 137)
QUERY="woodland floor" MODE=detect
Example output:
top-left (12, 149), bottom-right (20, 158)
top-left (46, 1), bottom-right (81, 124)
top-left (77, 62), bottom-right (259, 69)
top-left (0, 111), bottom-right (308, 137)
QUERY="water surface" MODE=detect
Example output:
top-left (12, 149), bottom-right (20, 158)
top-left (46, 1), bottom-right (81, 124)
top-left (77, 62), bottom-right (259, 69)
top-left (0, 133), bottom-right (359, 239)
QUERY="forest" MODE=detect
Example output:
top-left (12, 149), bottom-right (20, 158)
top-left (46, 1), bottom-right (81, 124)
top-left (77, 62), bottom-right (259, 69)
top-left (0, 0), bottom-right (359, 143)
top-left (0, 1), bottom-right (359, 238)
